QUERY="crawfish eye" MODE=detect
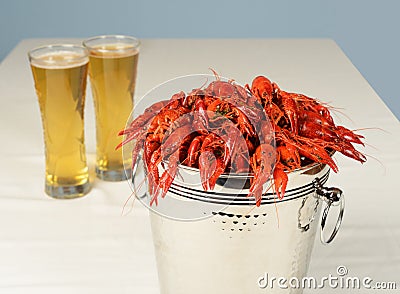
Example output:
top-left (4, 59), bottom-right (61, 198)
top-left (215, 149), bottom-right (223, 156)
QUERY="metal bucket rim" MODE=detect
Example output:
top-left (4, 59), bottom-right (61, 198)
top-left (166, 169), bottom-right (329, 205)
top-left (164, 159), bottom-right (328, 179)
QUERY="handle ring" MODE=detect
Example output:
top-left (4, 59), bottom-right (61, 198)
top-left (314, 178), bottom-right (345, 244)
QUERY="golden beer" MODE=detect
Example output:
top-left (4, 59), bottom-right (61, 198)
top-left (29, 45), bottom-right (90, 198)
top-left (84, 36), bottom-right (140, 181)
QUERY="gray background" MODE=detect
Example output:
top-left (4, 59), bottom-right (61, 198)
top-left (1, 0), bottom-right (399, 119)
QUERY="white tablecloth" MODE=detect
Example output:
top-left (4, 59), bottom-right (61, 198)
top-left (0, 39), bottom-right (399, 293)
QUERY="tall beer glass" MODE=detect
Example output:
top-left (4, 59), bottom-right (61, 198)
top-left (83, 35), bottom-right (140, 181)
top-left (29, 45), bottom-right (91, 198)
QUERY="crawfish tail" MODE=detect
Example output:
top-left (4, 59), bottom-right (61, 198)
top-left (273, 164), bottom-right (288, 200)
top-left (199, 151), bottom-right (217, 191)
top-left (249, 144), bottom-right (275, 194)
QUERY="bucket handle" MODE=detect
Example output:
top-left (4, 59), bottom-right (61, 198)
top-left (313, 178), bottom-right (345, 245)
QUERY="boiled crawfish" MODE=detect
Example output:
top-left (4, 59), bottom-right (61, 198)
top-left (249, 75), bottom-right (366, 198)
top-left (118, 73), bottom-right (366, 206)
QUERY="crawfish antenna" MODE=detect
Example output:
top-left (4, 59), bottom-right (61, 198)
top-left (209, 68), bottom-right (220, 80)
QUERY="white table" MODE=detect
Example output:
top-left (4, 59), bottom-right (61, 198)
top-left (0, 39), bottom-right (399, 293)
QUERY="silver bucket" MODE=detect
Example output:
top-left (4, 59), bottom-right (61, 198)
top-left (133, 160), bottom-right (344, 294)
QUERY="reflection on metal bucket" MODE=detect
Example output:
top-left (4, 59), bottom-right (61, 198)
top-left (133, 161), bottom-right (344, 294)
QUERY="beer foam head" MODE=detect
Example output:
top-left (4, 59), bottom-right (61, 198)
top-left (29, 45), bottom-right (88, 69)
top-left (83, 35), bottom-right (140, 58)
top-left (88, 45), bottom-right (139, 58)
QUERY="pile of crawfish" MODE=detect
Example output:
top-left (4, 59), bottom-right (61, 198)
top-left (118, 75), bottom-right (366, 206)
